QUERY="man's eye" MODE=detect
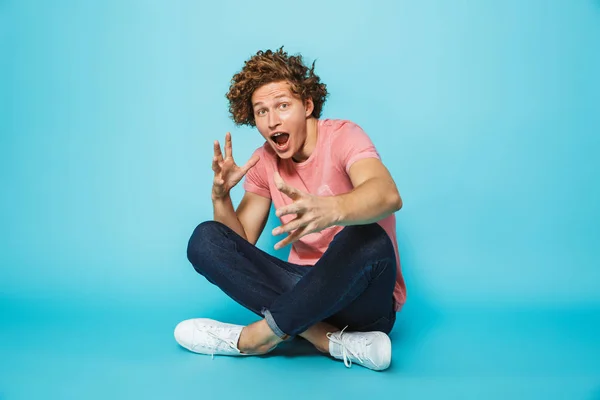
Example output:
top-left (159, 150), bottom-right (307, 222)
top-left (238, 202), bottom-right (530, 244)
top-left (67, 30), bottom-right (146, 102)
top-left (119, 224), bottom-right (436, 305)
top-left (257, 109), bottom-right (266, 116)
top-left (280, 103), bottom-right (288, 109)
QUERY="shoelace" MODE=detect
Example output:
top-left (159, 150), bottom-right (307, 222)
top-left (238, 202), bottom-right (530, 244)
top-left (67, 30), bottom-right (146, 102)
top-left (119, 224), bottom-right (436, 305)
top-left (190, 324), bottom-right (241, 359)
top-left (326, 326), bottom-right (377, 368)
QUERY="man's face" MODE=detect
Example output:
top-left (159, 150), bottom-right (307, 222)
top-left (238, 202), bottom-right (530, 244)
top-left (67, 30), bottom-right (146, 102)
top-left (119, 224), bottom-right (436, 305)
top-left (251, 81), bottom-right (314, 160)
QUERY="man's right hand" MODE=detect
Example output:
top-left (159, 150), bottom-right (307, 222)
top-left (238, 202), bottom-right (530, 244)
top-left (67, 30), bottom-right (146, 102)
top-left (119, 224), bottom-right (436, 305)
top-left (212, 132), bottom-right (260, 201)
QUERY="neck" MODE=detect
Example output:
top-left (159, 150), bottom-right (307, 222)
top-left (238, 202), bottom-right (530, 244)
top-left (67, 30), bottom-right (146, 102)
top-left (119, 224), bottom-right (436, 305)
top-left (292, 117), bottom-right (318, 163)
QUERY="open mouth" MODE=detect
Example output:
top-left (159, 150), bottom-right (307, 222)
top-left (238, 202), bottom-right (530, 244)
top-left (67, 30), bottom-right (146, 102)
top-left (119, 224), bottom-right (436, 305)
top-left (270, 132), bottom-right (290, 149)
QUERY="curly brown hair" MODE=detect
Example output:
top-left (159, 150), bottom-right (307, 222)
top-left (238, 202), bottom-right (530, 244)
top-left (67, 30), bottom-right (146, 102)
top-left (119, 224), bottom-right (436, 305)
top-left (226, 47), bottom-right (328, 127)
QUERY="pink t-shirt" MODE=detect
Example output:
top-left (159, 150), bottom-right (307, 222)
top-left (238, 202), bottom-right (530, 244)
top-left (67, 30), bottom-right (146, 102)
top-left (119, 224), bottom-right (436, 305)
top-left (243, 119), bottom-right (406, 312)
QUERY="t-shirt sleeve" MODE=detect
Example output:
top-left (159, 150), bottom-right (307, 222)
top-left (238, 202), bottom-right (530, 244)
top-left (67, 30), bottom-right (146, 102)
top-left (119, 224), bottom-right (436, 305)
top-left (333, 122), bottom-right (381, 174)
top-left (243, 148), bottom-right (271, 199)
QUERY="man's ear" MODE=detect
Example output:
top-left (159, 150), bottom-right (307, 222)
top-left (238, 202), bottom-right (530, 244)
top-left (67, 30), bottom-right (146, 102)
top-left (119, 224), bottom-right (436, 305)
top-left (304, 97), bottom-right (314, 118)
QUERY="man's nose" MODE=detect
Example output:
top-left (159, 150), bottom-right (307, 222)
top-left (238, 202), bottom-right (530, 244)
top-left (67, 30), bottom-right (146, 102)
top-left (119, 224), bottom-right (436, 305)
top-left (268, 112), bottom-right (281, 130)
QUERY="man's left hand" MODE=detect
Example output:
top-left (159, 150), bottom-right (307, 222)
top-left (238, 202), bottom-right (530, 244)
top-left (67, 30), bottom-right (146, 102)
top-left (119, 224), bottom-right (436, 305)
top-left (271, 172), bottom-right (341, 250)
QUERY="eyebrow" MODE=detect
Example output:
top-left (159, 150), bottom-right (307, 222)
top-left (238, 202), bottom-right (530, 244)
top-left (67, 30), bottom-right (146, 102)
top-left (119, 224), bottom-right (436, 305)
top-left (253, 94), bottom-right (289, 108)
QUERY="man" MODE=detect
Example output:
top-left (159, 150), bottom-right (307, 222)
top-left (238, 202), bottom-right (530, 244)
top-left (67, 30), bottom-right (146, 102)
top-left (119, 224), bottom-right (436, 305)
top-left (175, 47), bottom-right (407, 371)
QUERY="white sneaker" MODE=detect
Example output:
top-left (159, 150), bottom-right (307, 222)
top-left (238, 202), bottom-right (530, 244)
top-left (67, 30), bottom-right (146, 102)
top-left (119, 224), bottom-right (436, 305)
top-left (174, 318), bottom-right (249, 358)
top-left (327, 327), bottom-right (392, 371)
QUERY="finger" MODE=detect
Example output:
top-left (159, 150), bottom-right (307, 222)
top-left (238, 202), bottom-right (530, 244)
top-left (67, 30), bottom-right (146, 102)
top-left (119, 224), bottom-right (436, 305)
top-left (214, 140), bottom-right (224, 162)
top-left (224, 132), bottom-right (233, 160)
top-left (272, 215), bottom-right (309, 236)
top-left (240, 155), bottom-right (260, 174)
top-left (213, 176), bottom-right (225, 186)
top-left (212, 156), bottom-right (221, 173)
top-left (273, 171), bottom-right (303, 200)
top-left (275, 202), bottom-right (305, 218)
top-left (274, 227), bottom-right (307, 250)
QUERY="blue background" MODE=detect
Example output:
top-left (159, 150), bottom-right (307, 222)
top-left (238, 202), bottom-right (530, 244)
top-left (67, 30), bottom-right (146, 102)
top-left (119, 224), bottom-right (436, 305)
top-left (1, 1), bottom-right (599, 399)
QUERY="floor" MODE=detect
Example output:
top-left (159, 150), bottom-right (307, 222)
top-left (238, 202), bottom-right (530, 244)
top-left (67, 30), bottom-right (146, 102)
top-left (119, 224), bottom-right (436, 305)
top-left (2, 298), bottom-right (599, 400)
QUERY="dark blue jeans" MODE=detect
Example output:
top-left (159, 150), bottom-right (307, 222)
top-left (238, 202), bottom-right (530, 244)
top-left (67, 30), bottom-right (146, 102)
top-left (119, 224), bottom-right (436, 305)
top-left (187, 221), bottom-right (397, 339)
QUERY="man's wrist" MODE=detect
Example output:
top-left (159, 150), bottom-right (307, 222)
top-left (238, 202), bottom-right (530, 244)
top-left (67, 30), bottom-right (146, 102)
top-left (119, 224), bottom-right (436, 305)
top-left (211, 191), bottom-right (231, 203)
top-left (332, 195), bottom-right (347, 226)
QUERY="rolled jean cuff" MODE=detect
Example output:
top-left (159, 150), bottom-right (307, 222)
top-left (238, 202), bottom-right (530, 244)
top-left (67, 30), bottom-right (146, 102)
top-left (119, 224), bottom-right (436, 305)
top-left (262, 308), bottom-right (292, 341)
